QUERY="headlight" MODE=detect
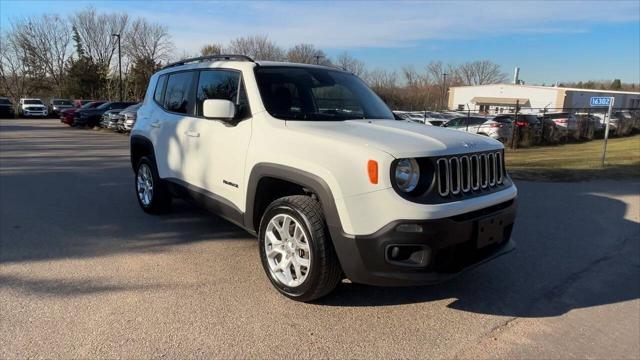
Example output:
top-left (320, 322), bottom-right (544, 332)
top-left (394, 158), bottom-right (420, 192)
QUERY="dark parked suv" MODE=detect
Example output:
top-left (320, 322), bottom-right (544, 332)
top-left (0, 97), bottom-right (15, 118)
top-left (74, 101), bottom-right (137, 127)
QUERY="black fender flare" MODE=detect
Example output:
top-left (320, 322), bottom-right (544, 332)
top-left (130, 135), bottom-right (156, 170)
top-left (244, 163), bottom-right (344, 234)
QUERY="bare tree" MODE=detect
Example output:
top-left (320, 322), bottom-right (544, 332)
top-left (226, 35), bottom-right (284, 61)
top-left (286, 43), bottom-right (329, 65)
top-left (0, 32), bottom-right (34, 100)
top-left (425, 61), bottom-right (461, 110)
top-left (70, 7), bottom-right (128, 70)
top-left (9, 15), bottom-right (72, 95)
top-left (124, 18), bottom-right (173, 64)
top-left (200, 43), bottom-right (223, 56)
top-left (335, 51), bottom-right (366, 77)
top-left (457, 60), bottom-right (507, 85)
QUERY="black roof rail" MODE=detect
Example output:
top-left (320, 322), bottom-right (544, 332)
top-left (161, 54), bottom-right (255, 70)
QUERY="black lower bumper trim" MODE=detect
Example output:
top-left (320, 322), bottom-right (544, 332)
top-left (329, 199), bottom-right (517, 286)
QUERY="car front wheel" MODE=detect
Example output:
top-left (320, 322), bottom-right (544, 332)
top-left (259, 195), bottom-right (342, 302)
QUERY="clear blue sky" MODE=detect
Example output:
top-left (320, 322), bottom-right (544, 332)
top-left (2, 0), bottom-right (639, 84)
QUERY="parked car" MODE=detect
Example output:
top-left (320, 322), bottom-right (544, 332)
top-left (49, 99), bottom-right (74, 117)
top-left (542, 112), bottom-right (579, 140)
top-left (393, 111), bottom-right (446, 126)
top-left (487, 114), bottom-right (544, 146)
top-left (443, 116), bottom-right (511, 143)
top-left (613, 111), bottom-right (634, 136)
top-left (131, 55), bottom-right (517, 301)
top-left (119, 103), bottom-right (141, 132)
top-left (575, 113), bottom-right (599, 140)
top-left (100, 109), bottom-right (124, 129)
top-left (0, 97), bottom-right (16, 118)
top-left (73, 99), bottom-right (94, 108)
top-left (19, 98), bottom-right (48, 117)
top-left (75, 101), bottom-right (136, 128)
top-left (60, 101), bottom-right (106, 126)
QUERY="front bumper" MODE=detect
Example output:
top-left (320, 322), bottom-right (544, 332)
top-left (23, 110), bottom-right (47, 117)
top-left (330, 199), bottom-right (516, 286)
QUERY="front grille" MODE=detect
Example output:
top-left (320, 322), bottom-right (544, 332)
top-left (436, 151), bottom-right (504, 197)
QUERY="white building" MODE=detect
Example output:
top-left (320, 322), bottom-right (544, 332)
top-left (448, 84), bottom-right (640, 114)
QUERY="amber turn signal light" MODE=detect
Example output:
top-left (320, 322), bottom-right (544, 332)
top-left (368, 160), bottom-right (378, 184)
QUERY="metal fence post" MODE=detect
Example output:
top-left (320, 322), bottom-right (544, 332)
top-left (601, 97), bottom-right (615, 167)
top-left (510, 100), bottom-right (520, 150)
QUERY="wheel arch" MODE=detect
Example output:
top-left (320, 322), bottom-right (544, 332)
top-left (244, 163), bottom-right (344, 237)
top-left (130, 135), bottom-right (155, 171)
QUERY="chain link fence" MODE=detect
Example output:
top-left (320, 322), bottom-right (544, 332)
top-left (394, 107), bottom-right (640, 150)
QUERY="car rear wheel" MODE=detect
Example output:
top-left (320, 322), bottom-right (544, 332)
top-left (259, 195), bottom-right (342, 302)
top-left (135, 156), bottom-right (171, 214)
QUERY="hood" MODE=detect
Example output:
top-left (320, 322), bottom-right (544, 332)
top-left (285, 119), bottom-right (503, 158)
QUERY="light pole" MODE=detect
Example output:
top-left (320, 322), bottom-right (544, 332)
top-left (442, 72), bottom-right (448, 110)
top-left (111, 33), bottom-right (122, 101)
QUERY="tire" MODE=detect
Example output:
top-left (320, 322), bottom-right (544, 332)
top-left (134, 156), bottom-right (172, 214)
top-left (259, 195), bottom-right (342, 302)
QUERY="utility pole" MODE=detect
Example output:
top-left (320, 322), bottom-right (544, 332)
top-left (442, 72), bottom-right (448, 111)
top-left (111, 33), bottom-right (122, 101)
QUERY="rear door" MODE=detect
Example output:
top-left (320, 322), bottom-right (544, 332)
top-left (149, 71), bottom-right (197, 181)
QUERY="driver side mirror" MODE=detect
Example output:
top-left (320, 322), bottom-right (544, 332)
top-left (203, 99), bottom-right (236, 121)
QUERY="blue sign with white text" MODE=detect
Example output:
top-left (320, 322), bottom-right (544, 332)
top-left (590, 97), bottom-right (612, 107)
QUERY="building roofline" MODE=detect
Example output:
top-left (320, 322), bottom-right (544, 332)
top-left (449, 83), bottom-right (640, 95)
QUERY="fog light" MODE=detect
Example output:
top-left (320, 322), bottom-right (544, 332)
top-left (396, 224), bottom-right (423, 233)
top-left (385, 244), bottom-right (431, 267)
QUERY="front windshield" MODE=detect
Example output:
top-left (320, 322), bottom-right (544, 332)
top-left (53, 100), bottom-right (72, 105)
top-left (0, 99), bottom-right (11, 105)
top-left (255, 66), bottom-right (394, 121)
top-left (24, 99), bottom-right (43, 105)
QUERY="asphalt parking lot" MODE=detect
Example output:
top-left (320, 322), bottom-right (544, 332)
top-left (1, 118), bottom-right (639, 359)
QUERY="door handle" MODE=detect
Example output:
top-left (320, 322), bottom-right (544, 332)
top-left (185, 130), bottom-right (200, 138)
top-left (150, 121), bottom-right (161, 128)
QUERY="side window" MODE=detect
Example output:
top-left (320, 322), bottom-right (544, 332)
top-left (196, 70), bottom-right (251, 119)
top-left (164, 72), bottom-right (194, 114)
top-left (154, 75), bottom-right (167, 104)
top-left (447, 118), bottom-right (460, 127)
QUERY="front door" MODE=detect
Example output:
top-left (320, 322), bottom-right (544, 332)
top-left (182, 69), bottom-right (252, 210)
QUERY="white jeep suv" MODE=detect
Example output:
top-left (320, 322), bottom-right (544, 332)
top-left (131, 55), bottom-right (517, 301)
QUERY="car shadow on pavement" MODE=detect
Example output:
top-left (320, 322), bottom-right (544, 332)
top-left (0, 273), bottom-right (175, 297)
top-left (317, 183), bottom-right (640, 319)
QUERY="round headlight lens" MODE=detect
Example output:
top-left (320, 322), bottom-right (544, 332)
top-left (395, 158), bottom-right (420, 192)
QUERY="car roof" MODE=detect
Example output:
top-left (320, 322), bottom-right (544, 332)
top-left (157, 59), bottom-right (348, 76)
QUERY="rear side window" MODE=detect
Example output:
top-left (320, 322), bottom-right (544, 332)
top-left (164, 72), bottom-right (194, 114)
top-left (494, 115), bottom-right (513, 123)
top-left (196, 70), bottom-right (251, 119)
top-left (154, 75), bottom-right (168, 105)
